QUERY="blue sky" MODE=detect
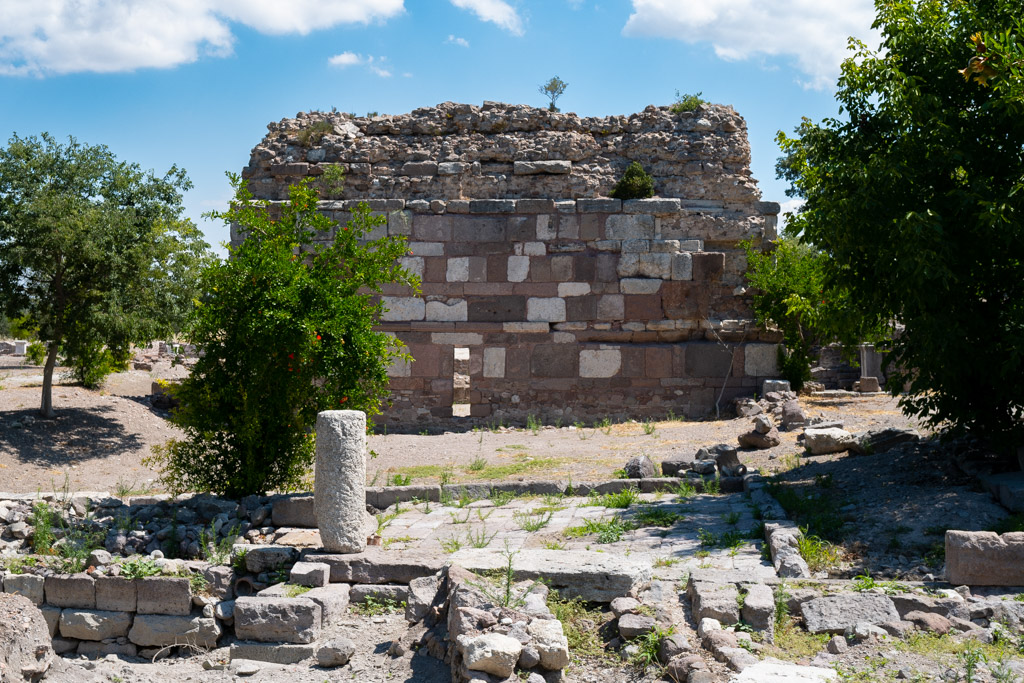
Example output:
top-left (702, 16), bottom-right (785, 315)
top-left (0, 1), bottom-right (879, 253)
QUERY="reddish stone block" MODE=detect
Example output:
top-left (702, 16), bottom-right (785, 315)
top-left (574, 253), bottom-right (597, 282)
top-left (620, 348), bottom-right (645, 377)
top-left (645, 347), bottom-right (673, 378)
top-left (565, 296), bottom-right (597, 322)
top-left (580, 214), bottom-right (605, 241)
top-left (470, 403), bottom-right (493, 417)
top-left (551, 255), bottom-right (574, 281)
top-left (531, 344), bottom-right (578, 378)
top-left (468, 257), bottom-right (487, 283)
top-left (624, 294), bottom-right (663, 320)
top-left (662, 281), bottom-right (707, 319)
top-left (530, 257), bottom-right (551, 282)
top-left (512, 283), bottom-right (558, 296)
top-left (467, 296), bottom-right (526, 322)
top-left (507, 215), bottom-right (536, 241)
top-left (413, 215), bottom-right (452, 241)
top-left (595, 254), bottom-right (618, 282)
top-left (506, 348), bottom-right (532, 379)
top-left (423, 257), bottom-right (447, 283)
top-left (486, 254), bottom-right (508, 282)
top-left (407, 345), bottom-right (441, 377)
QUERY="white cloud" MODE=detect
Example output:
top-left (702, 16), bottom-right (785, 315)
top-left (328, 51), bottom-right (363, 67)
top-left (622, 0), bottom-right (878, 90)
top-left (449, 0), bottom-right (523, 36)
top-left (778, 198), bottom-right (805, 233)
top-left (0, 0), bottom-right (404, 76)
top-left (446, 34), bottom-right (470, 48)
top-left (370, 66), bottom-right (393, 78)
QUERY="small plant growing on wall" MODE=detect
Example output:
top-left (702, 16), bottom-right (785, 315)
top-left (538, 76), bottom-right (568, 112)
top-left (670, 90), bottom-right (706, 113)
top-left (296, 120), bottom-right (334, 147)
top-left (609, 161), bottom-right (655, 200)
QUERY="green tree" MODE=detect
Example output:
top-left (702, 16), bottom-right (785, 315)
top-left (154, 177), bottom-right (418, 497)
top-left (539, 76), bottom-right (568, 112)
top-left (0, 133), bottom-right (210, 417)
top-left (609, 161), bottom-right (655, 200)
top-left (777, 0), bottom-right (1024, 445)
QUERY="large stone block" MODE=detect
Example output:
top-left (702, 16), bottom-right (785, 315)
top-left (531, 344), bottom-right (578, 378)
top-left (801, 595), bottom-right (900, 634)
top-left (95, 576), bottom-right (136, 612)
top-left (4, 573), bottom-right (45, 605)
top-left (315, 411), bottom-right (367, 554)
top-left (623, 198), bottom-right (681, 214)
top-left (303, 584), bottom-right (351, 625)
top-left (381, 296), bottom-right (425, 322)
top-left (946, 531), bottom-right (1024, 586)
top-left (290, 562), bottom-right (330, 588)
top-left (59, 609), bottom-right (133, 641)
top-left (744, 344), bottom-right (779, 377)
top-left (483, 348), bottom-right (506, 378)
top-left (527, 297), bottom-right (567, 323)
top-left (692, 582), bottom-right (740, 625)
top-left (605, 214), bottom-right (654, 240)
top-left (233, 597), bottom-right (322, 644)
top-left (136, 577), bottom-right (192, 616)
top-left (685, 343), bottom-right (734, 378)
top-left (44, 574), bottom-right (95, 609)
top-left (451, 549), bottom-right (651, 602)
top-left (128, 614), bottom-right (221, 648)
top-left (467, 296), bottom-right (526, 322)
top-left (513, 160), bottom-right (571, 175)
top-left (425, 299), bottom-right (468, 322)
top-left (303, 549), bottom-right (445, 584)
top-left (579, 349), bottom-right (621, 378)
top-left (272, 495), bottom-right (316, 527)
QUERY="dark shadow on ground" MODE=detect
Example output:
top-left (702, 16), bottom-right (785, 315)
top-left (0, 405), bottom-right (144, 468)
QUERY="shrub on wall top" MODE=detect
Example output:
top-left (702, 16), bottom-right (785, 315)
top-left (609, 162), bottom-right (655, 200)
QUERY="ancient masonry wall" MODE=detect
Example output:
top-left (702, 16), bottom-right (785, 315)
top-left (238, 102), bottom-right (783, 426)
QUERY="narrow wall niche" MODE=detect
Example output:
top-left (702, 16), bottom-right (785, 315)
top-left (452, 347), bottom-right (471, 417)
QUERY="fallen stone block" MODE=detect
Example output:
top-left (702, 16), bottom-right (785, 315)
top-left (803, 428), bottom-right (857, 455)
top-left (233, 596), bottom-right (322, 644)
top-left (229, 642), bottom-right (316, 665)
top-left (945, 531), bottom-right (1024, 586)
top-left (659, 453), bottom-right (694, 477)
top-left (801, 595), bottom-right (900, 634)
top-left (405, 574), bottom-right (443, 624)
top-left (44, 573), bottom-right (95, 608)
top-left (459, 632), bottom-right (521, 679)
top-left (740, 583), bottom-right (775, 641)
top-left (728, 658), bottom-right (838, 681)
top-left (59, 609), bottom-right (133, 640)
top-left (127, 613), bottom-right (221, 649)
top-left (243, 545), bottom-right (299, 574)
top-left (317, 638), bottom-right (356, 667)
top-left (271, 495), bottom-right (316, 527)
top-left (136, 577), bottom-right (191, 616)
top-left (850, 427), bottom-right (920, 455)
top-left (890, 593), bottom-right (969, 621)
top-left (618, 613), bottom-right (656, 639)
top-left (304, 548), bottom-right (445, 584)
top-left (350, 584), bottom-right (408, 605)
top-left (691, 582), bottom-right (740, 625)
top-left (527, 618), bottom-right (570, 670)
top-left (451, 548), bottom-right (651, 602)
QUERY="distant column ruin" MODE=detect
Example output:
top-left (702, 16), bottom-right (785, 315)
top-left (238, 102), bottom-right (783, 427)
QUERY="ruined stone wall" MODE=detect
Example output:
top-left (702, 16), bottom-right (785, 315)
top-left (239, 102), bottom-right (782, 427)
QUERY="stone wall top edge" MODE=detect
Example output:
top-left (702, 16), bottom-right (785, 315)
top-left (259, 197), bottom-right (775, 215)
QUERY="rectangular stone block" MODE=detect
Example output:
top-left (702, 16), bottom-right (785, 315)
top-left (531, 344), bottom-right (578, 378)
top-left (437, 162), bottom-right (468, 176)
top-left (303, 584), bottom-right (351, 626)
top-left (128, 614), bottom-right (221, 648)
top-left (605, 214), bottom-right (655, 240)
top-left (692, 252), bottom-right (725, 281)
top-left (452, 215), bottom-right (508, 242)
top-left (637, 253), bottom-right (671, 278)
top-left (623, 198), bottom-right (681, 214)
top-left (272, 495), bottom-right (316, 527)
top-left (95, 577), bottom-right (136, 612)
top-left (431, 333), bottom-right (483, 346)
top-left (946, 531), bottom-right (1024, 586)
top-left (408, 241), bottom-right (445, 256)
top-left (290, 562), bottom-right (330, 588)
top-left (381, 296), bottom-right (426, 322)
top-left (527, 298), bottom-right (567, 323)
top-left (507, 255), bottom-right (530, 282)
top-left (483, 348), bottom-right (506, 378)
top-left (136, 577), bottom-right (191, 616)
top-left (469, 199), bottom-right (515, 214)
top-left (597, 294), bottom-right (624, 320)
top-left (536, 214), bottom-right (557, 240)
top-left (466, 296), bottom-right (526, 322)
top-left (402, 161), bottom-right (437, 176)
top-left (234, 597), bottom-right (321, 644)
top-left (230, 642), bottom-right (317, 664)
top-left (447, 257), bottom-right (469, 282)
top-left (577, 198), bottom-right (621, 213)
top-left (425, 300), bottom-right (468, 322)
top-left (513, 161), bottom-right (571, 175)
top-left (621, 278), bottom-right (662, 295)
top-left (744, 344), bottom-right (780, 377)
top-left (515, 199), bottom-right (556, 213)
top-left (4, 573), bottom-right (44, 605)
top-left (579, 349), bottom-right (621, 378)
top-left (303, 549), bottom-right (445, 584)
top-left (671, 253), bottom-right (693, 280)
top-left (686, 343), bottom-right (735, 378)
top-left (412, 215), bottom-right (452, 241)
top-left (45, 574), bottom-right (95, 609)
top-left (59, 609), bottom-right (133, 641)
top-left (503, 322), bottom-right (550, 333)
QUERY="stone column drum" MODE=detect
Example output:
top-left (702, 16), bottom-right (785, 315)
top-left (315, 410), bottom-right (367, 553)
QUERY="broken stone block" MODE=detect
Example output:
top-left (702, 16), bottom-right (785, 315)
top-left (801, 595), bottom-right (900, 634)
top-left (0, 593), bottom-right (53, 681)
top-left (405, 574), bottom-right (442, 624)
top-left (826, 635), bottom-right (848, 654)
top-left (289, 562), bottom-right (330, 588)
top-left (753, 415), bottom-right (773, 434)
top-left (740, 584), bottom-right (775, 640)
top-left (624, 455), bottom-right (655, 479)
top-left (857, 377), bottom-right (881, 392)
top-left (459, 632), bottom-right (521, 679)
top-left (904, 610), bottom-right (951, 634)
top-left (617, 613), bottom-right (656, 639)
top-left (781, 400), bottom-right (806, 430)
top-left (243, 545), bottom-right (299, 574)
top-left (738, 426), bottom-right (781, 450)
top-left (526, 618), bottom-right (570, 670)
top-left (3, 573), bottom-right (45, 605)
top-left (128, 614), bottom-right (221, 648)
top-left (610, 596), bottom-right (640, 618)
top-left (317, 638), bottom-right (355, 667)
top-left (691, 582), bottom-right (740, 625)
top-left (945, 531), bottom-right (1024, 586)
top-left (850, 427), bottom-right (921, 455)
top-left (59, 609), bottom-right (133, 641)
top-left (303, 584), bottom-right (351, 626)
top-left (233, 597), bottom-right (322, 644)
top-left (271, 495), bottom-right (315, 528)
top-left (314, 410), bottom-right (368, 554)
top-left (803, 427), bottom-right (857, 455)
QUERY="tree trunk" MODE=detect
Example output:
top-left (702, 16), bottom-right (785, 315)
top-left (39, 342), bottom-right (60, 419)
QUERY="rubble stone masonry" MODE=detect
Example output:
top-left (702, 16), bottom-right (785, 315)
top-left (238, 102), bottom-right (782, 426)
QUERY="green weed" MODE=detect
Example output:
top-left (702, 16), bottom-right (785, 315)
top-left (514, 510), bottom-right (553, 532)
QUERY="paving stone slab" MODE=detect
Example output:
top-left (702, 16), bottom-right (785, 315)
top-left (302, 548), bottom-right (446, 584)
top-left (728, 658), bottom-right (838, 681)
top-left (451, 548), bottom-right (651, 602)
top-left (691, 582), bottom-right (740, 625)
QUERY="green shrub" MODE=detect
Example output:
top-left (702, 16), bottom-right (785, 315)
top-left (609, 162), bottom-right (654, 200)
top-left (62, 337), bottom-right (131, 389)
top-left (296, 120), bottom-right (334, 147)
top-left (670, 90), bottom-right (706, 113)
top-left (149, 177), bottom-right (418, 497)
top-left (25, 341), bottom-right (46, 366)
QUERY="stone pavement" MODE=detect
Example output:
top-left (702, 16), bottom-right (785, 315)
top-left (370, 488), bottom-right (773, 582)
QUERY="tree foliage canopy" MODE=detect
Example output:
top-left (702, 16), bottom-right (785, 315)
top-left (153, 178), bottom-right (418, 497)
top-left (0, 133), bottom-right (210, 416)
top-left (778, 0), bottom-right (1024, 445)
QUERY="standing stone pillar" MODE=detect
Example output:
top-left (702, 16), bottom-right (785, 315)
top-left (315, 410), bottom-right (367, 553)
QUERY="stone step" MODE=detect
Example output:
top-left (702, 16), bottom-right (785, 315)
top-left (450, 548), bottom-right (651, 602)
top-left (301, 548), bottom-right (446, 584)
